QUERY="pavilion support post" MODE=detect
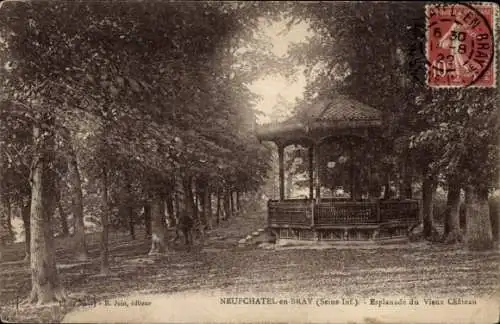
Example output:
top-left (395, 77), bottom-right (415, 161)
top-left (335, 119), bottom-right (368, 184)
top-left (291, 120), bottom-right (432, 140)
top-left (311, 143), bottom-right (319, 240)
top-left (314, 143), bottom-right (321, 203)
top-left (350, 141), bottom-right (356, 201)
top-left (278, 144), bottom-right (285, 201)
top-left (308, 146), bottom-right (314, 200)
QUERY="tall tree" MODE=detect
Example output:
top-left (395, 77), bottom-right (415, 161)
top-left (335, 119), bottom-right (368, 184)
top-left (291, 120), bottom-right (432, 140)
top-left (99, 164), bottom-right (110, 274)
top-left (28, 115), bottom-right (67, 303)
top-left (148, 181), bottom-right (168, 255)
top-left (62, 129), bottom-right (88, 259)
top-left (0, 140), bottom-right (10, 257)
top-left (444, 177), bottom-right (463, 243)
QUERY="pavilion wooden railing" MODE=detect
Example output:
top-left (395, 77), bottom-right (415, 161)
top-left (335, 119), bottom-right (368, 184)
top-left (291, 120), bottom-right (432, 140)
top-left (268, 199), bottom-right (312, 227)
top-left (314, 201), bottom-right (378, 226)
top-left (268, 199), bottom-right (420, 228)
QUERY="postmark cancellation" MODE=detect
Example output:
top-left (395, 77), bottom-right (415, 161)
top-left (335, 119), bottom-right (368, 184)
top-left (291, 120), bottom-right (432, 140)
top-left (426, 2), bottom-right (497, 88)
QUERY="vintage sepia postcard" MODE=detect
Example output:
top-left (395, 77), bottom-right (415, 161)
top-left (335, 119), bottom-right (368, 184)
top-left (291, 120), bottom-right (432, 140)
top-left (0, 1), bottom-right (499, 323)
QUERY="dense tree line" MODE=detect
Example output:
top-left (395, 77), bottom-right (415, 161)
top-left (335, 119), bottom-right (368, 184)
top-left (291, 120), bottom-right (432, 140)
top-left (284, 2), bottom-right (498, 249)
top-left (0, 1), bottom-right (278, 304)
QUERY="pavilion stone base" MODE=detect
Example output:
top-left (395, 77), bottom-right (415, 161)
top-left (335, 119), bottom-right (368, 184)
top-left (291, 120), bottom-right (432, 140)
top-left (270, 224), bottom-right (413, 245)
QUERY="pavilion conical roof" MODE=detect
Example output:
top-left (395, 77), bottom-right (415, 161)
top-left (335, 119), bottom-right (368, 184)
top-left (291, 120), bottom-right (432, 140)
top-left (256, 95), bottom-right (382, 143)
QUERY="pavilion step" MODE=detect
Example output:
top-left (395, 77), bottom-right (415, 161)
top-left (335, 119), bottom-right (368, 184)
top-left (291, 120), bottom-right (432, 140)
top-left (237, 228), bottom-right (269, 247)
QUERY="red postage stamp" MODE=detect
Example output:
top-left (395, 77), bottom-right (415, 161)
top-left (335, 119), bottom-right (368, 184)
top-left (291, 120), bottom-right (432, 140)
top-left (426, 3), bottom-right (496, 88)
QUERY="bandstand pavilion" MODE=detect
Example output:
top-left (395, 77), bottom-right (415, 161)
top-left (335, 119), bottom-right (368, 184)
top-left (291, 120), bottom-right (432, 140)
top-left (256, 95), bottom-right (420, 243)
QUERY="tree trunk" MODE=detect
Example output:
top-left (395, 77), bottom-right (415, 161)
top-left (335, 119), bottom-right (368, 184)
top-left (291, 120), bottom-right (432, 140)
top-left (160, 202), bottom-right (166, 229)
top-left (128, 211), bottom-right (135, 239)
top-left (465, 185), bottom-right (494, 250)
top-left (100, 167), bottom-right (110, 274)
top-left (236, 191), bottom-right (241, 212)
top-left (422, 174), bottom-right (439, 240)
top-left (182, 176), bottom-right (197, 219)
top-left (230, 190), bottom-right (235, 215)
top-left (193, 188), bottom-right (198, 214)
top-left (148, 192), bottom-right (167, 255)
top-left (174, 189), bottom-right (180, 223)
top-left (57, 197), bottom-right (69, 237)
top-left (160, 195), bottom-right (166, 230)
top-left (144, 203), bottom-right (152, 238)
top-left (128, 207), bottom-right (135, 240)
top-left (192, 186), bottom-right (198, 222)
top-left (459, 202), bottom-right (466, 232)
top-left (205, 188), bottom-right (212, 230)
top-left (196, 180), bottom-right (208, 229)
top-left (216, 189), bottom-right (221, 225)
top-left (54, 179), bottom-right (68, 237)
top-left (0, 141), bottom-right (13, 256)
top-left (198, 190), bottom-right (205, 226)
top-left (443, 178), bottom-right (463, 244)
top-left (7, 197), bottom-right (14, 243)
top-left (22, 198), bottom-right (31, 260)
top-left (166, 191), bottom-right (175, 228)
top-left (224, 188), bottom-right (232, 220)
top-left (29, 122), bottom-right (66, 304)
top-left (123, 179), bottom-right (135, 240)
top-left (67, 141), bottom-right (88, 260)
top-left (0, 169), bottom-right (7, 259)
top-left (489, 199), bottom-right (499, 242)
top-left (0, 182), bottom-right (8, 251)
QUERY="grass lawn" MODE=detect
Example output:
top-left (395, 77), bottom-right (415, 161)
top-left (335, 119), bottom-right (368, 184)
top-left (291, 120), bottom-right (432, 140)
top-left (1, 208), bottom-right (499, 323)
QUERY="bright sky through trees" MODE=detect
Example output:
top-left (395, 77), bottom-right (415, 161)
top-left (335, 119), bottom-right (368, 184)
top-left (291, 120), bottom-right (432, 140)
top-left (249, 19), bottom-right (312, 124)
